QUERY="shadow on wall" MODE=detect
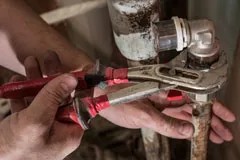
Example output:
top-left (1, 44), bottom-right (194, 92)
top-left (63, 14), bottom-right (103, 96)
top-left (188, 0), bottom-right (240, 64)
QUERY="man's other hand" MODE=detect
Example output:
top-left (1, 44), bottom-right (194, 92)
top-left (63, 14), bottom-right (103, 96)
top-left (97, 85), bottom-right (236, 144)
top-left (0, 54), bottom-right (83, 160)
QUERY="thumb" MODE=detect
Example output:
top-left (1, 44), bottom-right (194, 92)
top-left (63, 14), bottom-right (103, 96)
top-left (27, 74), bottom-right (77, 125)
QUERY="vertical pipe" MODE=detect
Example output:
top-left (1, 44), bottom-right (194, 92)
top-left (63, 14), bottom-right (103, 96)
top-left (191, 102), bottom-right (212, 160)
top-left (107, 0), bottom-right (160, 61)
top-left (127, 56), bottom-right (169, 160)
top-left (141, 128), bottom-right (170, 160)
top-left (190, 94), bottom-right (212, 160)
top-left (107, 1), bottom-right (170, 160)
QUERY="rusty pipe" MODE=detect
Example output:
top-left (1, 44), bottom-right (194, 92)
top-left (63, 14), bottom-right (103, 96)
top-left (191, 95), bottom-right (213, 160)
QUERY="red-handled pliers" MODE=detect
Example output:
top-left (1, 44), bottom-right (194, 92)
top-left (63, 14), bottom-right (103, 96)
top-left (0, 66), bottom-right (181, 130)
top-left (0, 67), bottom-right (128, 99)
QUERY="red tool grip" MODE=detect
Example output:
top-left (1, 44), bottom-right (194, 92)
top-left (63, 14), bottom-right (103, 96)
top-left (0, 71), bottom-right (87, 99)
top-left (167, 90), bottom-right (183, 101)
top-left (80, 95), bottom-right (110, 117)
top-left (56, 105), bottom-right (89, 130)
top-left (105, 67), bottom-right (129, 86)
top-left (56, 95), bottom-right (111, 129)
top-left (56, 105), bottom-right (80, 125)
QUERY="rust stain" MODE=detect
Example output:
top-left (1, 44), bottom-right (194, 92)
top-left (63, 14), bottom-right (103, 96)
top-left (191, 103), bottom-right (212, 160)
top-left (110, 0), bottom-right (160, 36)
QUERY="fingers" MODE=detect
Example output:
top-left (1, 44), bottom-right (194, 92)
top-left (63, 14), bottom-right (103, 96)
top-left (100, 100), bottom-right (193, 139)
top-left (44, 52), bottom-right (75, 113)
top-left (27, 74), bottom-right (78, 125)
top-left (163, 107), bottom-right (227, 143)
top-left (44, 51), bottom-right (62, 76)
top-left (148, 92), bottom-right (169, 108)
top-left (24, 56), bottom-right (43, 104)
top-left (171, 104), bottom-right (233, 143)
top-left (24, 56), bottom-right (42, 79)
top-left (163, 107), bottom-right (226, 144)
top-left (212, 101), bottom-right (236, 122)
top-left (10, 75), bottom-right (26, 113)
top-left (209, 131), bottom-right (224, 144)
top-left (211, 116), bottom-right (233, 141)
top-left (162, 105), bottom-right (192, 122)
top-left (180, 104), bottom-right (234, 141)
top-left (141, 105), bottom-right (194, 139)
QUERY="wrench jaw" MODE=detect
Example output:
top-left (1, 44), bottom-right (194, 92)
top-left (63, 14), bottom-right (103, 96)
top-left (127, 48), bottom-right (228, 98)
top-left (177, 49), bottom-right (228, 103)
top-left (72, 95), bottom-right (111, 130)
top-left (72, 98), bottom-right (92, 130)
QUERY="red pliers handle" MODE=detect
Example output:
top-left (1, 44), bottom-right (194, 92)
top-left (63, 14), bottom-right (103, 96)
top-left (0, 68), bottom-right (129, 128)
top-left (0, 68), bottom-right (128, 99)
top-left (0, 72), bottom-right (88, 99)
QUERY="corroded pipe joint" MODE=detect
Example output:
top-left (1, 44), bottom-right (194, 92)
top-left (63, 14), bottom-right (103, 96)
top-left (154, 17), bottom-right (216, 52)
top-left (155, 17), bottom-right (219, 70)
top-left (154, 17), bottom-right (190, 52)
top-left (187, 19), bottom-right (219, 70)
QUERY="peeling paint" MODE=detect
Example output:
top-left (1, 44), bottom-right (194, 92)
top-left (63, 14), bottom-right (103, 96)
top-left (113, 31), bottom-right (156, 61)
top-left (113, 0), bottom-right (157, 14)
top-left (108, 0), bottom-right (160, 61)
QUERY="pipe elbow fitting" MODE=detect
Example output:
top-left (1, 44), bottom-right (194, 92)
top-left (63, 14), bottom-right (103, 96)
top-left (188, 19), bottom-right (216, 47)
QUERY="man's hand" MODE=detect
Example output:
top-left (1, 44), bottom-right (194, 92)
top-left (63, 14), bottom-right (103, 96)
top-left (96, 84), bottom-right (236, 144)
top-left (0, 55), bottom-right (83, 160)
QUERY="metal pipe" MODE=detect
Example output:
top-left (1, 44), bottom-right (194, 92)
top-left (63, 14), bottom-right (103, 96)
top-left (153, 19), bottom-right (178, 52)
top-left (154, 17), bottom-right (217, 54)
top-left (108, 1), bottom-right (221, 159)
top-left (191, 95), bottom-right (213, 160)
top-left (107, 1), bottom-right (170, 160)
top-left (107, 0), bottom-right (160, 61)
top-left (127, 61), bottom-right (170, 160)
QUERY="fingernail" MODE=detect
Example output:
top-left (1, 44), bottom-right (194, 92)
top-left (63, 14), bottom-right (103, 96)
top-left (230, 115), bottom-right (236, 122)
top-left (179, 123), bottom-right (193, 137)
top-left (60, 74), bottom-right (78, 92)
top-left (226, 133), bottom-right (233, 141)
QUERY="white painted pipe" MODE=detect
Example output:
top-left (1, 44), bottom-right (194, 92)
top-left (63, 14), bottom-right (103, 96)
top-left (107, 0), bottom-right (160, 61)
